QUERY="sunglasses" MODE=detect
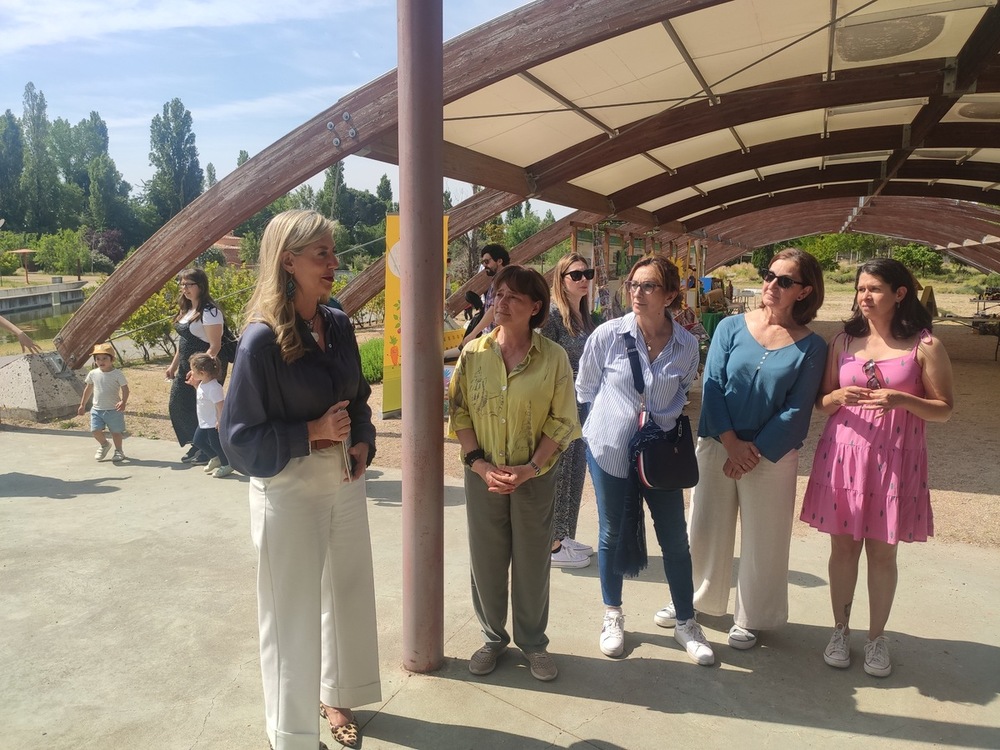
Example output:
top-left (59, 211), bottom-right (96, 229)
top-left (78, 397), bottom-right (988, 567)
top-left (178, 282), bottom-right (198, 288)
top-left (759, 268), bottom-right (805, 289)
top-left (862, 359), bottom-right (883, 390)
top-left (563, 268), bottom-right (595, 282)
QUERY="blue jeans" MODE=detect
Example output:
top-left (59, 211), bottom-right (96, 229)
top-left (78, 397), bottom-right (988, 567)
top-left (192, 427), bottom-right (229, 466)
top-left (586, 448), bottom-right (695, 620)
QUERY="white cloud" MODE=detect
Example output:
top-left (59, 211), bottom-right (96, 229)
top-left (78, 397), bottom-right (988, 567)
top-left (0, 0), bottom-right (389, 55)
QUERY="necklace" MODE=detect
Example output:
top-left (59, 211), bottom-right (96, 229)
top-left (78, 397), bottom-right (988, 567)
top-left (305, 311), bottom-right (320, 341)
top-left (638, 322), bottom-right (669, 354)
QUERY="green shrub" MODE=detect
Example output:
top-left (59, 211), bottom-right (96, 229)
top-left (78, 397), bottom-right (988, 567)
top-left (359, 337), bottom-right (384, 384)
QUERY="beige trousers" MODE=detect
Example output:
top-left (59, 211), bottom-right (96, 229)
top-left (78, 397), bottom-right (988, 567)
top-left (249, 446), bottom-right (381, 750)
top-left (688, 437), bottom-right (799, 630)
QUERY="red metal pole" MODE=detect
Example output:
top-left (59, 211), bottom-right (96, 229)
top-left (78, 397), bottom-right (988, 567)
top-left (398, 0), bottom-right (444, 672)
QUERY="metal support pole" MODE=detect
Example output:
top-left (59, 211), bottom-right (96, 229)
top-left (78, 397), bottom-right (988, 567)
top-left (398, 0), bottom-right (445, 672)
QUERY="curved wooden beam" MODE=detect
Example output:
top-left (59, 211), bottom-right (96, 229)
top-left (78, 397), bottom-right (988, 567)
top-left (608, 123), bottom-right (1000, 213)
top-left (529, 60), bottom-right (953, 189)
top-left (695, 195), bottom-right (1000, 273)
top-left (660, 161), bottom-right (1000, 224)
top-left (685, 183), bottom-right (1000, 233)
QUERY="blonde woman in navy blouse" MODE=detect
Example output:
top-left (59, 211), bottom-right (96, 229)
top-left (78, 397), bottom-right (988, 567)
top-left (656, 248), bottom-right (826, 653)
top-left (221, 210), bottom-right (378, 750)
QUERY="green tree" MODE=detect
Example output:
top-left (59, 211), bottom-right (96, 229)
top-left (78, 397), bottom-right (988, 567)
top-left (145, 98), bottom-right (204, 224)
top-left (0, 110), bottom-right (24, 229)
top-left (750, 246), bottom-right (775, 271)
top-left (376, 173), bottom-right (393, 206)
top-left (239, 230), bottom-right (260, 265)
top-left (87, 153), bottom-right (129, 230)
top-left (19, 83), bottom-right (61, 233)
top-left (205, 162), bottom-right (217, 188)
top-left (50, 112), bottom-right (109, 197)
top-left (316, 163), bottom-right (346, 220)
top-left (33, 228), bottom-right (88, 275)
top-left (237, 150), bottom-right (249, 168)
top-left (506, 201), bottom-right (549, 248)
top-left (892, 243), bottom-right (943, 275)
top-left (0, 229), bottom-right (32, 278)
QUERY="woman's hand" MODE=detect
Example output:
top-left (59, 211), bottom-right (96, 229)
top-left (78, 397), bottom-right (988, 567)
top-left (347, 441), bottom-right (369, 481)
top-left (722, 458), bottom-right (745, 480)
top-left (489, 464), bottom-right (535, 494)
top-left (165, 364), bottom-right (176, 379)
top-left (721, 434), bottom-right (760, 474)
top-left (308, 400), bottom-right (352, 442)
top-left (471, 460), bottom-right (516, 494)
top-left (17, 331), bottom-right (41, 354)
top-left (858, 388), bottom-right (906, 416)
top-left (828, 385), bottom-right (872, 408)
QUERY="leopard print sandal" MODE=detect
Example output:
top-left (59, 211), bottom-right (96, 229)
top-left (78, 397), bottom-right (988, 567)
top-left (320, 704), bottom-right (360, 749)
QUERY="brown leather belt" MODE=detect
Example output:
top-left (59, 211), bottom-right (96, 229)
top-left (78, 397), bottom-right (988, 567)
top-left (310, 439), bottom-right (336, 451)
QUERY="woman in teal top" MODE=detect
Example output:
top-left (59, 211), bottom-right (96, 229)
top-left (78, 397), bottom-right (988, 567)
top-left (655, 248), bottom-right (826, 653)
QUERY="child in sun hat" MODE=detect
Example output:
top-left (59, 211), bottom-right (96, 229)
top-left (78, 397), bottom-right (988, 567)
top-left (77, 342), bottom-right (129, 462)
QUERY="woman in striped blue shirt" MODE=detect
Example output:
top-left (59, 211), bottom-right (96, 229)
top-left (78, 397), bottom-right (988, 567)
top-left (577, 256), bottom-right (714, 666)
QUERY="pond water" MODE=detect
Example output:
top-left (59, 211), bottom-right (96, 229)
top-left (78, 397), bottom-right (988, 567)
top-left (0, 301), bottom-right (85, 344)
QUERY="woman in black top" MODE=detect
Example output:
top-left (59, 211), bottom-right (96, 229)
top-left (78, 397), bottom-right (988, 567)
top-left (221, 210), bottom-right (379, 750)
top-left (165, 267), bottom-right (224, 461)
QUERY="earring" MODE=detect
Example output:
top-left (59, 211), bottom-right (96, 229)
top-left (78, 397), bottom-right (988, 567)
top-left (285, 276), bottom-right (296, 301)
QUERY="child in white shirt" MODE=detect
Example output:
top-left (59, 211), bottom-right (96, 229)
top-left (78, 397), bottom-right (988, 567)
top-left (78, 342), bottom-right (129, 462)
top-left (189, 353), bottom-right (233, 478)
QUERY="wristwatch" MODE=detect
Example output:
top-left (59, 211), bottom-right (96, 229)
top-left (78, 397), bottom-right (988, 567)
top-left (464, 448), bottom-right (486, 467)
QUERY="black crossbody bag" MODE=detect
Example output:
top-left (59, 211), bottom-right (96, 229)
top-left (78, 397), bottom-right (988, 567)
top-left (623, 332), bottom-right (699, 490)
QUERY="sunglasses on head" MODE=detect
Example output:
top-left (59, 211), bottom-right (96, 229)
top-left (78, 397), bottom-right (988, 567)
top-left (563, 268), bottom-right (595, 282)
top-left (759, 268), bottom-right (805, 289)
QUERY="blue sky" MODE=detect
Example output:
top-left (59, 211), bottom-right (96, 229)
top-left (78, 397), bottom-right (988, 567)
top-left (0, 0), bottom-right (560, 213)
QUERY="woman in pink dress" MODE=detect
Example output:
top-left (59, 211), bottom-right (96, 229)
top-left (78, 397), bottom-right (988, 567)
top-left (801, 258), bottom-right (954, 678)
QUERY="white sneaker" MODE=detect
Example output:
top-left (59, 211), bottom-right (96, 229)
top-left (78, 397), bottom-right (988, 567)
top-left (560, 537), bottom-right (594, 556)
top-left (600, 611), bottom-right (625, 657)
top-left (551, 545), bottom-right (590, 568)
top-left (824, 624), bottom-right (851, 669)
top-left (213, 465), bottom-right (234, 478)
top-left (674, 619), bottom-right (715, 666)
top-left (204, 457), bottom-right (222, 473)
top-left (654, 602), bottom-right (676, 628)
top-left (864, 635), bottom-right (892, 677)
top-left (111, 450), bottom-right (125, 463)
top-left (728, 624), bottom-right (758, 650)
top-left (95, 443), bottom-right (110, 461)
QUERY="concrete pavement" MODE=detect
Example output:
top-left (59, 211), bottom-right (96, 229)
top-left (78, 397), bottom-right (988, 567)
top-left (2, 426), bottom-right (998, 749)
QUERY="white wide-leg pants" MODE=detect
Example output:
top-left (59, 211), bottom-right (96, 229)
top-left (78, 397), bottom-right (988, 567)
top-left (249, 446), bottom-right (381, 750)
top-left (688, 437), bottom-right (799, 630)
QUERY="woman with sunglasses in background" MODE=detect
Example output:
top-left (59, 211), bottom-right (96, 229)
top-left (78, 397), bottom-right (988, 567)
top-left (657, 249), bottom-right (826, 654)
top-left (801, 258), bottom-right (953, 678)
top-left (540, 253), bottom-right (598, 569)
top-left (166, 267), bottom-right (225, 464)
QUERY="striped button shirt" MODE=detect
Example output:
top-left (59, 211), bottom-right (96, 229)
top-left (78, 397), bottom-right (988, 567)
top-left (576, 312), bottom-right (700, 478)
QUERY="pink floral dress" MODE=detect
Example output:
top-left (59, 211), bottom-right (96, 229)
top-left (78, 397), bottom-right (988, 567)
top-left (801, 332), bottom-right (933, 544)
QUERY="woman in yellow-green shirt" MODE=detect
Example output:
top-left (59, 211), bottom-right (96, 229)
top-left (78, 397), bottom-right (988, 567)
top-left (449, 265), bottom-right (581, 683)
